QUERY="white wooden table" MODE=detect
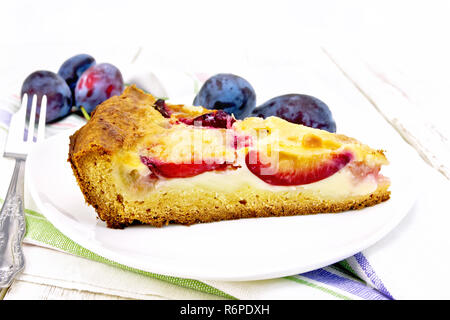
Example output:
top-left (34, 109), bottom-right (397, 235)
top-left (1, 1), bottom-right (449, 299)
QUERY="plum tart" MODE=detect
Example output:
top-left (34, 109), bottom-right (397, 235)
top-left (68, 85), bottom-right (390, 228)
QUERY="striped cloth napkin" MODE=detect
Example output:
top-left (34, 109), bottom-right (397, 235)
top-left (1, 70), bottom-right (448, 300)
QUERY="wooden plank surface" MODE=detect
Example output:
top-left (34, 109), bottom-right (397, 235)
top-left (322, 47), bottom-right (450, 180)
top-left (3, 280), bottom-right (136, 300)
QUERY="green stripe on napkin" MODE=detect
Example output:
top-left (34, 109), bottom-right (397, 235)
top-left (284, 276), bottom-right (352, 300)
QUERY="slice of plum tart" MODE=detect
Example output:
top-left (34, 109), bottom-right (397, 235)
top-left (68, 85), bottom-right (390, 228)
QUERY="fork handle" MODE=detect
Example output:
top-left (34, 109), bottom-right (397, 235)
top-left (0, 159), bottom-right (26, 287)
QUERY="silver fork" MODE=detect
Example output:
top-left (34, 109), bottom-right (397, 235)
top-left (0, 94), bottom-right (46, 287)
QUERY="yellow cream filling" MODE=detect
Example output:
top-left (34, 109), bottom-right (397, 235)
top-left (111, 149), bottom-right (379, 201)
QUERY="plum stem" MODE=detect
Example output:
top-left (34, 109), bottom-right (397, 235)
top-left (80, 106), bottom-right (91, 121)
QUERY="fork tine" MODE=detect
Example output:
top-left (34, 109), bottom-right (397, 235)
top-left (37, 95), bottom-right (47, 142)
top-left (26, 94), bottom-right (37, 143)
top-left (15, 94), bottom-right (28, 142)
top-left (19, 93), bottom-right (28, 114)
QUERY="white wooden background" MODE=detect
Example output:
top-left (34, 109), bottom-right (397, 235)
top-left (1, 0), bottom-right (449, 299)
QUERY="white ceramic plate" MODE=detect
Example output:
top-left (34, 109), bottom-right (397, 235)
top-left (26, 128), bottom-right (417, 281)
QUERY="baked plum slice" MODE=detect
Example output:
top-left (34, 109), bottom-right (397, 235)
top-left (178, 110), bottom-right (236, 129)
top-left (245, 150), bottom-right (353, 186)
top-left (140, 156), bottom-right (232, 178)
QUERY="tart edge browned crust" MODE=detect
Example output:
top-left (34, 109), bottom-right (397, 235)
top-left (69, 85), bottom-right (157, 158)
